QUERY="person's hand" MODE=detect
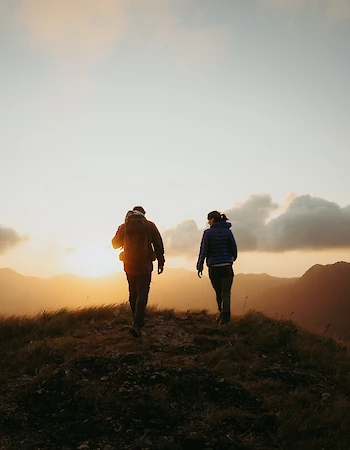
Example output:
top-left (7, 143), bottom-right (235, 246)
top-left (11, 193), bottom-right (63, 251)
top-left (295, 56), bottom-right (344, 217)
top-left (158, 264), bottom-right (164, 274)
top-left (197, 270), bottom-right (202, 278)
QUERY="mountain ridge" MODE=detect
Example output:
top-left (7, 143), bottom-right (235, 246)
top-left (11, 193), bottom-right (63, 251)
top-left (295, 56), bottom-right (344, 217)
top-left (249, 261), bottom-right (350, 340)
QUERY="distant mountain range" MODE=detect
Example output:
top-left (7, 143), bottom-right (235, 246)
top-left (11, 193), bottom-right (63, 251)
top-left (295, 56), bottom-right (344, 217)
top-left (0, 262), bottom-right (349, 340)
top-left (248, 261), bottom-right (350, 340)
top-left (0, 267), bottom-right (293, 316)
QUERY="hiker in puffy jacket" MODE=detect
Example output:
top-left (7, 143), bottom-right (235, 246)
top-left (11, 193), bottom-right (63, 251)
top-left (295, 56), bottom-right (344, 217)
top-left (196, 211), bottom-right (238, 325)
top-left (112, 206), bottom-right (165, 337)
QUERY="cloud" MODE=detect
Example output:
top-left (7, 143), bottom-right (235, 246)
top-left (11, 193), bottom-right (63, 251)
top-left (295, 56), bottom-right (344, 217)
top-left (163, 220), bottom-right (202, 258)
top-left (262, 195), bottom-right (350, 251)
top-left (16, 0), bottom-right (128, 65)
top-left (164, 194), bottom-right (350, 256)
top-left (0, 225), bottom-right (29, 255)
top-left (224, 194), bottom-right (279, 251)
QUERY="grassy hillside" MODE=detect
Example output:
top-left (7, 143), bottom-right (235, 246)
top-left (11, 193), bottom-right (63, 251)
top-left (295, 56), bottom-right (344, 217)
top-left (0, 305), bottom-right (350, 449)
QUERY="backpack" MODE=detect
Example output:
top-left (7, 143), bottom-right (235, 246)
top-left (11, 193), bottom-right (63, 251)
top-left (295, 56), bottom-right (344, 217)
top-left (122, 213), bottom-right (152, 263)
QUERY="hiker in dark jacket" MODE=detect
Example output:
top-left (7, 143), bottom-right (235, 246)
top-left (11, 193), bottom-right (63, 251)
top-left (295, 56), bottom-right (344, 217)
top-left (197, 211), bottom-right (238, 325)
top-left (112, 206), bottom-right (165, 337)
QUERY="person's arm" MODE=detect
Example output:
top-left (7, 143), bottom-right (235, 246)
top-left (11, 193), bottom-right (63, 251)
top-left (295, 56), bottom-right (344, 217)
top-left (196, 230), bottom-right (209, 276)
top-left (229, 231), bottom-right (238, 262)
top-left (111, 224), bottom-right (124, 249)
top-left (150, 222), bottom-right (165, 272)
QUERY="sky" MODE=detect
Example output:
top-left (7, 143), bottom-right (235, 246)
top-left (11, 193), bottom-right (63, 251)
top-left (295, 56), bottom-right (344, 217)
top-left (1, 0), bottom-right (350, 278)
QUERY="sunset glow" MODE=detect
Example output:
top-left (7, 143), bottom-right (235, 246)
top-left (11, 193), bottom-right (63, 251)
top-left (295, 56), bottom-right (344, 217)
top-left (63, 244), bottom-right (123, 277)
top-left (1, 0), bottom-right (349, 278)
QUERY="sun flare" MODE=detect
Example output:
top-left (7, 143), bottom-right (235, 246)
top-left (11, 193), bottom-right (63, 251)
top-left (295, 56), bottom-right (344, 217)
top-left (63, 244), bottom-right (122, 277)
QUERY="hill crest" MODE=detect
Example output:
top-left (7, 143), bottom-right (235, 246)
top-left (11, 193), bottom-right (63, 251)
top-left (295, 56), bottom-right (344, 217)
top-left (0, 306), bottom-right (349, 449)
top-left (301, 261), bottom-right (350, 280)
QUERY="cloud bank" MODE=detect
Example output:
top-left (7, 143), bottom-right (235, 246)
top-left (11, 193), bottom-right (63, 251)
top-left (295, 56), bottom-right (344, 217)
top-left (0, 225), bottom-right (28, 255)
top-left (164, 194), bottom-right (350, 256)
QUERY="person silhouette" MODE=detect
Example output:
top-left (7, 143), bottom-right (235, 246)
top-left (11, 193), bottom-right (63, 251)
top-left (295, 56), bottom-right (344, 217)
top-left (197, 211), bottom-right (238, 325)
top-left (112, 206), bottom-right (165, 336)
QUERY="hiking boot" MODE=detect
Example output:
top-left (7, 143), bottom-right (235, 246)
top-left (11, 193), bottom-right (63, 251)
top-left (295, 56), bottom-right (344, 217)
top-left (129, 324), bottom-right (141, 337)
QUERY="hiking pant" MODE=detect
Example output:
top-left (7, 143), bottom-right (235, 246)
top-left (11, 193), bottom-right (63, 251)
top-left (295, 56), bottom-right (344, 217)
top-left (126, 272), bottom-right (152, 328)
top-left (208, 265), bottom-right (234, 323)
